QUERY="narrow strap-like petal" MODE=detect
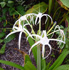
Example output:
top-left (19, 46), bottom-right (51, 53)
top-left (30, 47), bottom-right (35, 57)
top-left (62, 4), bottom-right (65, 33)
top-left (42, 45), bottom-right (45, 58)
top-left (5, 30), bottom-right (20, 38)
top-left (29, 41), bottom-right (40, 55)
top-left (42, 14), bottom-right (53, 23)
top-left (24, 28), bottom-right (31, 36)
top-left (18, 32), bottom-right (22, 49)
top-left (44, 44), bottom-right (52, 59)
top-left (49, 39), bottom-right (65, 44)
top-left (13, 20), bottom-right (19, 30)
top-left (32, 34), bottom-right (42, 39)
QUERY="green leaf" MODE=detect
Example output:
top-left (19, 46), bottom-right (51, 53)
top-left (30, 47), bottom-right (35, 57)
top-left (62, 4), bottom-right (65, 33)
top-left (49, 49), bottom-right (69, 70)
top-left (0, 44), bottom-right (6, 54)
top-left (8, 1), bottom-right (14, 3)
top-left (2, 16), bottom-right (6, 20)
top-left (0, 67), bottom-right (4, 70)
top-left (41, 59), bottom-right (46, 70)
top-left (60, 0), bottom-right (69, 8)
top-left (0, 39), bottom-right (3, 43)
top-left (0, 60), bottom-right (24, 70)
top-left (54, 65), bottom-right (69, 70)
top-left (17, 5), bottom-right (25, 15)
top-left (46, 61), bottom-right (52, 70)
top-left (3, 22), bottom-right (7, 27)
top-left (9, 8), bottom-right (18, 16)
top-left (25, 55), bottom-right (31, 64)
top-left (28, 37), bottom-right (37, 62)
top-left (7, 2), bottom-right (14, 7)
top-left (4, 34), bottom-right (16, 43)
top-left (0, 32), bottom-right (5, 38)
top-left (24, 61), bottom-right (37, 70)
top-left (2, 8), bottom-right (7, 15)
top-left (0, 2), bottom-right (6, 8)
top-left (26, 2), bottom-right (48, 14)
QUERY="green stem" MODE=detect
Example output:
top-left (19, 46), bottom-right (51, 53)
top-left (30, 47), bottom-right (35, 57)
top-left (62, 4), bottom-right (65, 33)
top-left (47, 22), bottom-right (56, 34)
top-left (59, 12), bottom-right (69, 25)
top-left (48, 0), bottom-right (52, 14)
top-left (37, 19), bottom-right (41, 70)
top-left (53, 7), bottom-right (61, 19)
top-left (37, 45), bottom-right (41, 70)
top-left (39, 20), bottom-right (41, 35)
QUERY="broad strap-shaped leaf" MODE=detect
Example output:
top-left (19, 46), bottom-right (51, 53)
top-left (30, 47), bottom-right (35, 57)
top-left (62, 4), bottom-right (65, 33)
top-left (0, 67), bottom-right (4, 70)
top-left (24, 61), bottom-right (37, 70)
top-left (25, 2), bottom-right (48, 14)
top-left (24, 55), bottom-right (31, 64)
top-left (28, 37), bottom-right (37, 62)
top-left (60, 0), bottom-right (69, 8)
top-left (0, 60), bottom-right (24, 70)
top-left (0, 44), bottom-right (6, 54)
top-left (41, 59), bottom-right (46, 70)
top-left (54, 65), bottom-right (69, 70)
top-left (4, 34), bottom-right (16, 43)
top-left (0, 39), bottom-right (3, 43)
top-left (57, 0), bottom-right (69, 10)
top-left (49, 49), bottom-right (69, 70)
top-left (46, 60), bottom-right (52, 70)
top-left (0, 32), bottom-right (5, 38)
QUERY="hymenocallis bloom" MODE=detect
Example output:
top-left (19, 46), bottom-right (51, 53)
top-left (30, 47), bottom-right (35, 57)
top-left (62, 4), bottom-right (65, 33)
top-left (29, 30), bottom-right (65, 59)
top-left (35, 12), bottom-right (53, 25)
top-left (5, 16), bottom-right (33, 49)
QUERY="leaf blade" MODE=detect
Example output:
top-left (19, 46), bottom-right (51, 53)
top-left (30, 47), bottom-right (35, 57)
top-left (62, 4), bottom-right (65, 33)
top-left (0, 44), bottom-right (6, 54)
top-left (54, 65), bottom-right (69, 70)
top-left (0, 60), bottom-right (24, 70)
top-left (24, 61), bottom-right (37, 70)
top-left (26, 2), bottom-right (48, 14)
top-left (49, 49), bottom-right (69, 70)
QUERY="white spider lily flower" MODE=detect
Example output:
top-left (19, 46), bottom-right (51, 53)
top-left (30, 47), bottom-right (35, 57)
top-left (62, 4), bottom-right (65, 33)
top-left (55, 25), bottom-right (65, 42)
top-left (13, 13), bottom-right (37, 30)
top-left (35, 12), bottom-right (53, 25)
top-left (5, 23), bottom-right (32, 49)
top-left (29, 30), bottom-right (65, 59)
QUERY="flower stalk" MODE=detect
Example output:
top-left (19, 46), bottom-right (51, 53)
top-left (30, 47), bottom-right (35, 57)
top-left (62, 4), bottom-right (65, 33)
top-left (37, 45), bottom-right (41, 70)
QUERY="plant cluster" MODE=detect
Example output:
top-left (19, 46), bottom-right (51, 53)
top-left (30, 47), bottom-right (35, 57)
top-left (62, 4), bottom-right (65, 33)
top-left (0, 12), bottom-right (69, 70)
top-left (0, 0), bottom-right (69, 70)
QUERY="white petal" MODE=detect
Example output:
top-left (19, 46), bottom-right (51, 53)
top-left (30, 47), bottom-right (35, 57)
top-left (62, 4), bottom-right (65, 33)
top-left (24, 28), bottom-right (31, 36)
top-left (41, 30), bottom-right (47, 37)
top-left (32, 34), bottom-right (42, 39)
top-left (5, 30), bottom-right (20, 38)
top-left (49, 39), bottom-right (65, 44)
top-left (42, 45), bottom-right (45, 58)
top-left (35, 17), bottom-right (38, 24)
top-left (42, 14), bottom-right (53, 23)
top-left (13, 26), bottom-right (19, 30)
top-left (18, 32), bottom-right (22, 49)
top-left (27, 35), bottom-right (35, 41)
top-left (45, 16), bottom-right (48, 24)
top-left (23, 23), bottom-right (32, 29)
top-left (13, 20), bottom-right (19, 30)
top-left (44, 44), bottom-right (52, 59)
top-left (29, 41), bottom-right (40, 55)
